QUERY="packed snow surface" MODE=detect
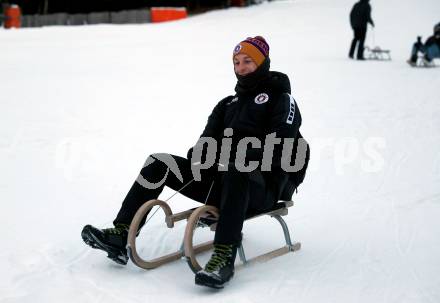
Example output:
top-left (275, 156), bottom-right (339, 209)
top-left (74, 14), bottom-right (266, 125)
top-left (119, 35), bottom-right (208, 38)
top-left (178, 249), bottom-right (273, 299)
top-left (1, 0), bottom-right (440, 302)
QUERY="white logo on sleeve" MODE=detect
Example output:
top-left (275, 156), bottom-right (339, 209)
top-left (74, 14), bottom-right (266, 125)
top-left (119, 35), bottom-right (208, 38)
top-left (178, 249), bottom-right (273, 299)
top-left (286, 94), bottom-right (296, 124)
top-left (255, 93), bottom-right (269, 104)
top-left (227, 96), bottom-right (239, 105)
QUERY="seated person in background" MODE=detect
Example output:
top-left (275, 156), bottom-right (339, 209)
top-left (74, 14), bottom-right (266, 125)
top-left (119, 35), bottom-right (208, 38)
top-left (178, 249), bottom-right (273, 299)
top-left (407, 22), bottom-right (440, 66)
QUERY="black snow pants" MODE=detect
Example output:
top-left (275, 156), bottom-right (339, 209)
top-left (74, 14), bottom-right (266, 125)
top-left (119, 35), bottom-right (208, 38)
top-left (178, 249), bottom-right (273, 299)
top-left (349, 27), bottom-right (367, 59)
top-left (114, 153), bottom-right (285, 245)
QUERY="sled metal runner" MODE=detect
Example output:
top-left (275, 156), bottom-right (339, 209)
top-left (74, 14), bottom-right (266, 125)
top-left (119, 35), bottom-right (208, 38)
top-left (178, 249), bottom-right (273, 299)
top-left (364, 46), bottom-right (392, 61)
top-left (127, 199), bottom-right (301, 273)
top-left (410, 55), bottom-right (438, 68)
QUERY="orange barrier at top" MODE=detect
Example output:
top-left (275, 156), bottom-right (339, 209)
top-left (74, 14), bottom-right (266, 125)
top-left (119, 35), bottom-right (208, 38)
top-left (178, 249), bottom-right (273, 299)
top-left (150, 7), bottom-right (187, 23)
top-left (4, 4), bottom-right (21, 29)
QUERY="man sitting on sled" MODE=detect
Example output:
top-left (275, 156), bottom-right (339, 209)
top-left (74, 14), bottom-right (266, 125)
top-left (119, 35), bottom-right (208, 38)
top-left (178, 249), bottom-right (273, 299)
top-left (81, 36), bottom-right (310, 289)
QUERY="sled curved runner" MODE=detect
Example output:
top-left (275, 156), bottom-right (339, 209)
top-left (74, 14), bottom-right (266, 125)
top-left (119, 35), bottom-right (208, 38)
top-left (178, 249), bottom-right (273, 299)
top-left (126, 199), bottom-right (214, 269)
top-left (127, 199), bottom-right (301, 273)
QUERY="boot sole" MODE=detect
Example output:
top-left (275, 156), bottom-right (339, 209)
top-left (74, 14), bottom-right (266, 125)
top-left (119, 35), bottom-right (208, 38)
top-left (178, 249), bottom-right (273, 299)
top-left (194, 271), bottom-right (234, 289)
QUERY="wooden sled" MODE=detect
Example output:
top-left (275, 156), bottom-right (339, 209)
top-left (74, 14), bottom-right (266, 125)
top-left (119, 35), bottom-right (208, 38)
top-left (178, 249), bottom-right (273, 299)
top-left (126, 199), bottom-right (301, 273)
top-left (364, 46), bottom-right (392, 60)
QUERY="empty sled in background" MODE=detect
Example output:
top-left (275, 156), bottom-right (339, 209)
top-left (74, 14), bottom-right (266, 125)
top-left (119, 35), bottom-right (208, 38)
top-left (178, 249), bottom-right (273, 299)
top-left (364, 46), bottom-right (392, 60)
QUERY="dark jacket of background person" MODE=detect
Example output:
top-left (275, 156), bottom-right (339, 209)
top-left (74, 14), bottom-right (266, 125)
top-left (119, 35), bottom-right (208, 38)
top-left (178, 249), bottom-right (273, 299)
top-left (425, 36), bottom-right (440, 48)
top-left (350, 0), bottom-right (374, 29)
top-left (425, 23), bottom-right (440, 48)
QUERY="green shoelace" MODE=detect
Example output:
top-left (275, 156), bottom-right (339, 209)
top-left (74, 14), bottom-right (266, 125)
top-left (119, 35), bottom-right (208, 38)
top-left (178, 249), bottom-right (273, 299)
top-left (205, 244), bottom-right (233, 272)
top-left (103, 224), bottom-right (129, 235)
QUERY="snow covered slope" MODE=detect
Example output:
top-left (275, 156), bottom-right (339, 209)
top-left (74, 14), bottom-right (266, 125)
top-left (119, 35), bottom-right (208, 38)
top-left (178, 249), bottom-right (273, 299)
top-left (1, 0), bottom-right (439, 302)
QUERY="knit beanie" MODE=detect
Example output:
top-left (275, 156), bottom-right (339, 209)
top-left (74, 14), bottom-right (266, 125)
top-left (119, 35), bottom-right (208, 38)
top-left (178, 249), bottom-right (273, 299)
top-left (435, 22), bottom-right (440, 35)
top-left (232, 36), bottom-right (270, 66)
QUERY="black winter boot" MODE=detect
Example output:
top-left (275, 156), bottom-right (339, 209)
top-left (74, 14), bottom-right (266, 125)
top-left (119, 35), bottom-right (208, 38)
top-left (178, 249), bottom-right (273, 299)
top-left (195, 244), bottom-right (237, 289)
top-left (81, 224), bottom-right (129, 265)
top-left (407, 55), bottom-right (418, 66)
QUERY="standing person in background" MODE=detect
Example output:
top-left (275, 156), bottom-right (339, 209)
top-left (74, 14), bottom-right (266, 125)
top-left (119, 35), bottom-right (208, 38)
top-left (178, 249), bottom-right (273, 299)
top-left (349, 0), bottom-right (375, 60)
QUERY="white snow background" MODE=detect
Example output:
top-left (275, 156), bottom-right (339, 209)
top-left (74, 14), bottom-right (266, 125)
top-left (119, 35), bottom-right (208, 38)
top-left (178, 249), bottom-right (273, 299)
top-left (1, 0), bottom-right (440, 302)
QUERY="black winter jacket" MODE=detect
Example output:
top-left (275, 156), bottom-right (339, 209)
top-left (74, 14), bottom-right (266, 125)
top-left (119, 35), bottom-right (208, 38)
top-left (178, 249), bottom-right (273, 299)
top-left (189, 70), bottom-right (309, 199)
top-left (425, 35), bottom-right (440, 48)
top-left (350, 0), bottom-right (374, 29)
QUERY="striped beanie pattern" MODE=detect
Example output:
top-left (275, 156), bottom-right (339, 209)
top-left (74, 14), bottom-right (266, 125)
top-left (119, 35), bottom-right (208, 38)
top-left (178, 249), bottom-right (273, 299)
top-left (233, 36), bottom-right (270, 66)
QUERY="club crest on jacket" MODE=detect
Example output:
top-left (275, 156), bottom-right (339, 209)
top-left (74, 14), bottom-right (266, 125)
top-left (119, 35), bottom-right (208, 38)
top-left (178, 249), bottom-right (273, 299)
top-left (255, 93), bottom-right (269, 104)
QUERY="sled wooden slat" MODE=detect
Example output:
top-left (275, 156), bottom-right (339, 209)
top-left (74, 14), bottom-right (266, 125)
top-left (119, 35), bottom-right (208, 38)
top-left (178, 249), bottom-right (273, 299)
top-left (192, 240), bottom-right (214, 254)
top-left (237, 242), bottom-right (301, 269)
top-left (247, 200), bottom-right (293, 220)
top-left (127, 240), bottom-right (214, 270)
top-left (128, 247), bottom-right (183, 269)
top-left (372, 49), bottom-right (390, 53)
top-left (165, 208), bottom-right (195, 228)
top-left (203, 200), bottom-right (294, 232)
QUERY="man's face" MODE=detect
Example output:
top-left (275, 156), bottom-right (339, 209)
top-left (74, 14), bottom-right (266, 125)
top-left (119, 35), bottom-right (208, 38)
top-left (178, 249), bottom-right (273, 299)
top-left (233, 53), bottom-right (258, 76)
